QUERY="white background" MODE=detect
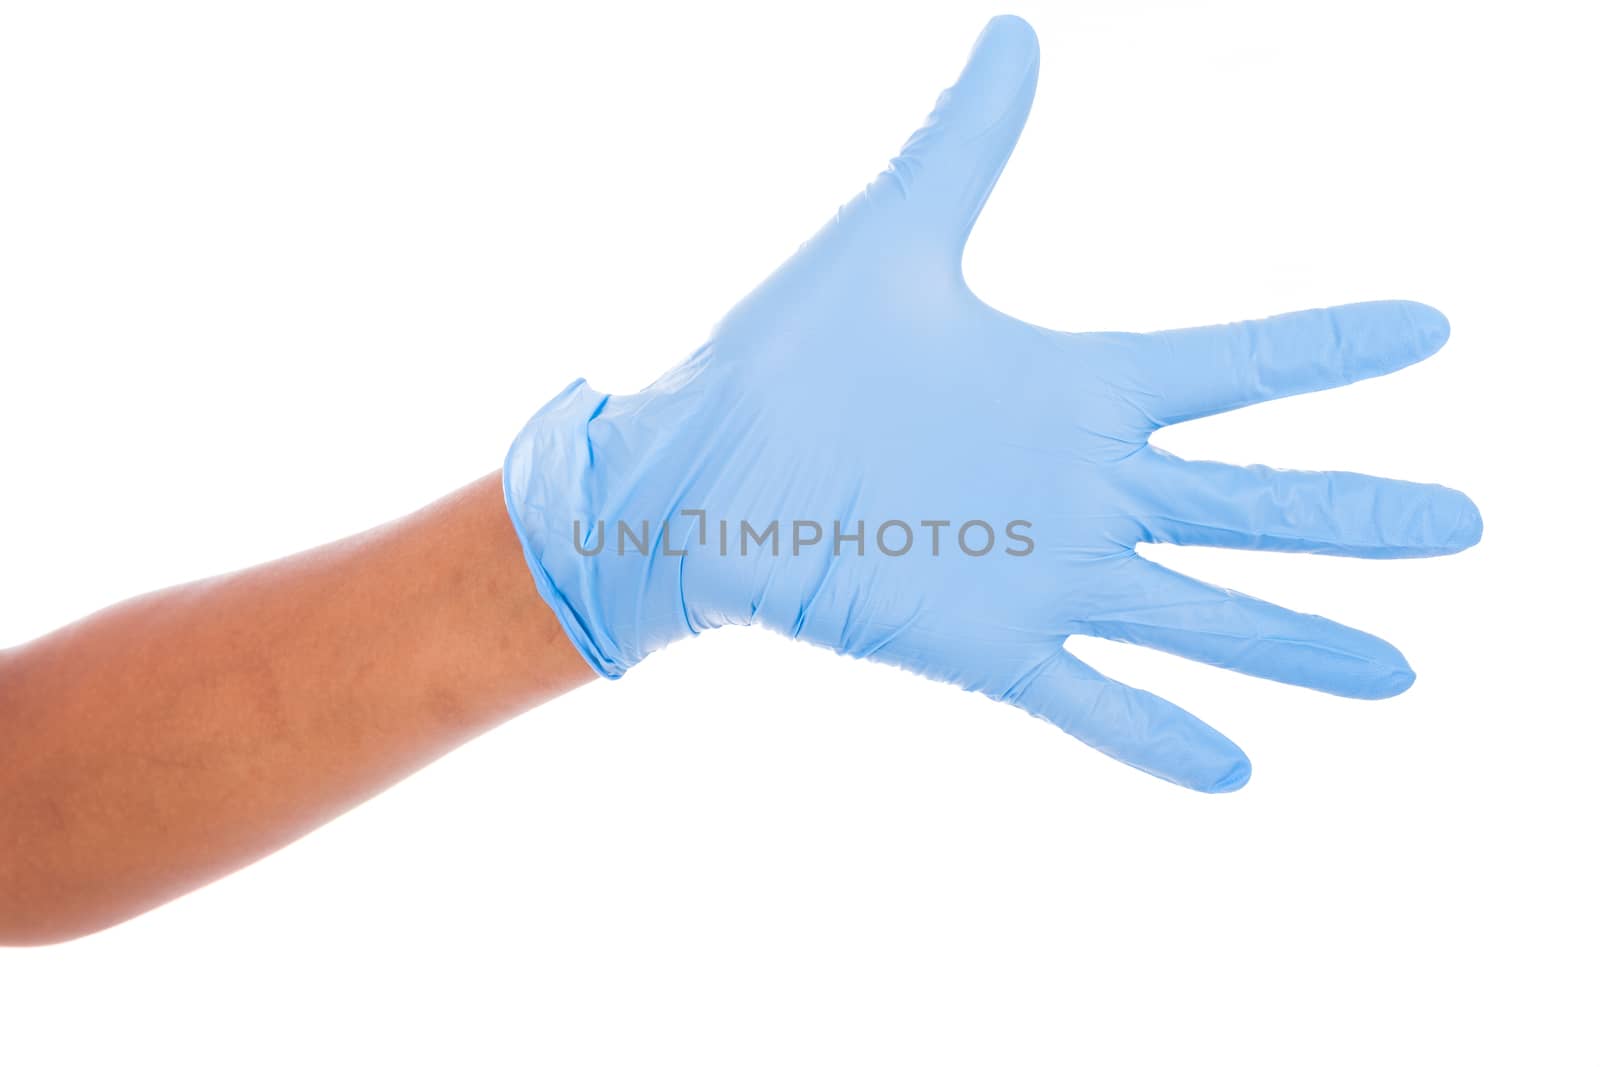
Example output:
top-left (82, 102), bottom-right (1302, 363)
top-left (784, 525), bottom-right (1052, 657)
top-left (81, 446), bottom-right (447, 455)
top-left (1, 1), bottom-right (1595, 1063)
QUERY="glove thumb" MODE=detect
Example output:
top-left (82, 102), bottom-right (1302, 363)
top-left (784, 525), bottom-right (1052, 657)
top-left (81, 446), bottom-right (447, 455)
top-left (891, 15), bottom-right (1040, 259)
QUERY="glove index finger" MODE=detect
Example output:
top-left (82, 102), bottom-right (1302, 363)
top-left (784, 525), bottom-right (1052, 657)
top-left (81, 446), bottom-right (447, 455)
top-left (1133, 300), bottom-right (1450, 428)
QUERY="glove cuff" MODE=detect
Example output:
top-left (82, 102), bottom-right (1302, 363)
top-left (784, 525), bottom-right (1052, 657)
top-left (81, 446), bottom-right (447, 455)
top-left (503, 378), bottom-right (629, 680)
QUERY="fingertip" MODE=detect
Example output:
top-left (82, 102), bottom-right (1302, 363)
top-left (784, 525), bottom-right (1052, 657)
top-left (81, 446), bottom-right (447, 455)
top-left (1300, 623), bottom-right (1413, 699)
top-left (1408, 486), bottom-right (1482, 556)
top-left (981, 14), bottom-right (1040, 53)
top-left (1386, 484), bottom-right (1482, 558)
top-left (1401, 300), bottom-right (1451, 357)
top-left (1206, 756), bottom-right (1253, 794)
top-left (1446, 493), bottom-right (1484, 551)
top-left (1354, 654), bottom-right (1416, 699)
top-left (1163, 724), bottom-right (1252, 793)
top-left (958, 13), bottom-right (1041, 104)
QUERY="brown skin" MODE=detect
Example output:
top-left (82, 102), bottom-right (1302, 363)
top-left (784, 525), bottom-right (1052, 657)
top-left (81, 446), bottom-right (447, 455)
top-left (0, 472), bottom-right (594, 946)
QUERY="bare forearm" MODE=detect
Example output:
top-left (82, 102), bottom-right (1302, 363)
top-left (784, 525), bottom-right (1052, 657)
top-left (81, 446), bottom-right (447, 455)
top-left (0, 473), bottom-right (592, 945)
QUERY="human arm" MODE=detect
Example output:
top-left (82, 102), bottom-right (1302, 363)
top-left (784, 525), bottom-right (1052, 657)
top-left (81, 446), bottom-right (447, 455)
top-left (0, 473), bottom-right (591, 945)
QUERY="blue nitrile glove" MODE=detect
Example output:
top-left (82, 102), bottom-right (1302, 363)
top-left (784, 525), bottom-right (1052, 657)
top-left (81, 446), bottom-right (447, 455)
top-left (504, 15), bottom-right (1480, 792)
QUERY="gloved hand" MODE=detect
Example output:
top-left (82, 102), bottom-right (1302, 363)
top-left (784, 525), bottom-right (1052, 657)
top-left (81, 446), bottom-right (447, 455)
top-left (504, 15), bottom-right (1480, 792)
